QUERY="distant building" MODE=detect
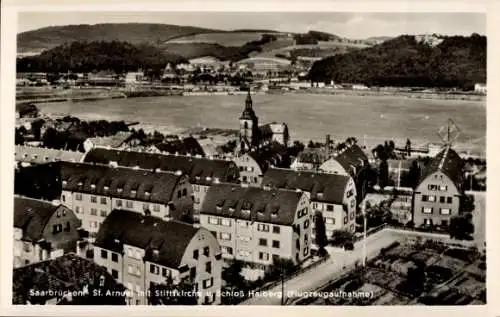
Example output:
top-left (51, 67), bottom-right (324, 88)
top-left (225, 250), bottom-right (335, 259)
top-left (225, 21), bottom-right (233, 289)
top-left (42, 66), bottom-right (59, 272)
top-left (14, 196), bottom-right (81, 268)
top-left (83, 132), bottom-right (135, 152)
top-left (235, 57), bottom-right (291, 77)
top-left (15, 145), bottom-right (85, 166)
top-left (125, 71), bottom-right (144, 84)
top-left (474, 83), bottom-right (486, 94)
top-left (12, 253), bottom-right (126, 305)
top-left (82, 148), bottom-right (240, 220)
top-left (291, 136), bottom-right (334, 171)
top-left (234, 143), bottom-right (289, 186)
top-left (154, 136), bottom-right (205, 157)
top-left (262, 168), bottom-right (357, 237)
top-left (413, 146), bottom-right (463, 228)
top-left (93, 209), bottom-right (222, 305)
top-left (199, 184), bottom-right (311, 272)
top-left (59, 162), bottom-right (194, 237)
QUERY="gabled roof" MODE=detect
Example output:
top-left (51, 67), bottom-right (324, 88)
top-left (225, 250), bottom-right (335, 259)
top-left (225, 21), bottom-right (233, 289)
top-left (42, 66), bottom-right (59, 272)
top-left (95, 209), bottom-right (199, 268)
top-left (86, 132), bottom-right (133, 148)
top-left (83, 148), bottom-right (239, 186)
top-left (332, 144), bottom-right (368, 173)
top-left (258, 124), bottom-right (274, 138)
top-left (155, 137), bottom-right (205, 157)
top-left (419, 146), bottom-right (463, 189)
top-left (246, 143), bottom-right (289, 172)
top-left (200, 183), bottom-right (303, 226)
top-left (60, 162), bottom-right (183, 204)
top-left (262, 168), bottom-right (350, 204)
top-left (15, 145), bottom-right (85, 164)
top-left (14, 196), bottom-right (60, 241)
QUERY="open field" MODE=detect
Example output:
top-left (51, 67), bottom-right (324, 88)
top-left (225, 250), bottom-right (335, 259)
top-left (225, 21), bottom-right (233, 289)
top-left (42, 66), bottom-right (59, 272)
top-left (166, 31), bottom-right (272, 46)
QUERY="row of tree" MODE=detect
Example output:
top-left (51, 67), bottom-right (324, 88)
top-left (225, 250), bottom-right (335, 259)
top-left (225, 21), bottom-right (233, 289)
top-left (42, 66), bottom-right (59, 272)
top-left (309, 34), bottom-right (486, 89)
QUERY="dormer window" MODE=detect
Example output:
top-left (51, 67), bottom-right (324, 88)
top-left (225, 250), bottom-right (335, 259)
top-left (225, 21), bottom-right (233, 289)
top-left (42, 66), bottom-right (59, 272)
top-left (62, 180), bottom-right (67, 186)
top-left (103, 186), bottom-right (109, 191)
top-left (78, 182), bottom-right (83, 186)
top-left (91, 184), bottom-right (96, 189)
top-left (216, 206), bottom-right (222, 211)
top-left (114, 238), bottom-right (120, 244)
top-left (145, 191), bottom-right (151, 196)
top-left (317, 192), bottom-right (324, 198)
top-left (206, 177), bottom-right (212, 181)
top-left (195, 176), bottom-right (201, 180)
top-left (117, 188), bottom-right (123, 193)
top-left (229, 207), bottom-right (235, 212)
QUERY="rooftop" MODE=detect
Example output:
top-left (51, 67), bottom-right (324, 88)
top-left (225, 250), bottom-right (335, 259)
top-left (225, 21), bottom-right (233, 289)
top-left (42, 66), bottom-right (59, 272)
top-left (95, 209), bottom-right (199, 268)
top-left (83, 148), bottom-right (239, 186)
top-left (155, 136), bottom-right (205, 157)
top-left (262, 168), bottom-right (350, 204)
top-left (60, 162), bottom-right (184, 204)
top-left (14, 196), bottom-right (61, 242)
top-left (86, 132), bottom-right (133, 148)
top-left (15, 145), bottom-right (85, 164)
top-left (419, 146), bottom-right (463, 189)
top-left (200, 183), bottom-right (303, 226)
top-left (331, 144), bottom-right (368, 174)
top-left (246, 142), bottom-right (289, 172)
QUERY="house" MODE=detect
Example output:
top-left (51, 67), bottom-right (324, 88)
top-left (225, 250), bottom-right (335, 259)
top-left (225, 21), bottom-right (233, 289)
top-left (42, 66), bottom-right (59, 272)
top-left (320, 143), bottom-right (369, 201)
top-left (12, 253), bottom-right (126, 305)
top-left (125, 71), bottom-right (144, 84)
top-left (262, 168), bottom-right (357, 238)
top-left (14, 196), bottom-right (81, 268)
top-left (413, 146), bottom-right (463, 228)
top-left (474, 83), bottom-right (486, 94)
top-left (93, 209), bottom-right (222, 305)
top-left (15, 145), bottom-right (85, 166)
top-left (234, 142), bottom-right (289, 186)
top-left (59, 162), bottom-right (194, 237)
top-left (199, 183), bottom-right (311, 274)
top-left (235, 57), bottom-right (291, 77)
top-left (154, 136), bottom-right (205, 157)
top-left (291, 136), bottom-right (333, 171)
top-left (82, 148), bottom-right (240, 220)
top-left (83, 132), bottom-right (135, 152)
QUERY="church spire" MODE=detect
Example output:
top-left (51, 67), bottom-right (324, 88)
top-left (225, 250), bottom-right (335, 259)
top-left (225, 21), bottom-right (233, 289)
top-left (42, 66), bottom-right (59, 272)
top-left (245, 88), bottom-right (252, 109)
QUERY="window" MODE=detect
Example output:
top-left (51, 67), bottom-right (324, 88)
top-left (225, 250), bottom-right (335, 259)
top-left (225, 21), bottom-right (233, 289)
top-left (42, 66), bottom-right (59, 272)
top-left (143, 203), bottom-right (149, 211)
top-left (112, 253), bottom-right (118, 262)
top-left (75, 193), bottom-right (82, 201)
top-left (100, 210), bottom-right (107, 217)
top-left (222, 246), bottom-right (233, 255)
top-left (304, 233), bottom-right (309, 243)
top-left (439, 196), bottom-right (446, 203)
top-left (428, 184), bottom-right (438, 191)
top-left (111, 269), bottom-right (118, 279)
top-left (440, 208), bottom-right (451, 215)
top-left (194, 197), bottom-right (200, 204)
top-left (441, 220), bottom-right (449, 227)
top-left (64, 221), bottom-right (70, 232)
top-left (101, 250), bottom-right (108, 259)
top-left (312, 202), bottom-right (318, 209)
top-left (238, 250), bottom-right (251, 257)
top-left (447, 197), bottom-right (453, 204)
top-left (206, 261), bottom-right (212, 274)
top-left (220, 232), bottom-right (231, 240)
top-left (128, 265), bottom-right (134, 274)
top-left (350, 200), bottom-right (355, 208)
top-left (162, 268), bottom-right (170, 277)
top-left (272, 226), bottom-right (280, 234)
top-left (182, 188), bottom-right (187, 196)
top-left (239, 235), bottom-right (251, 243)
top-left (153, 204), bottom-right (160, 212)
top-left (422, 207), bottom-right (433, 214)
top-left (304, 247), bottom-right (309, 256)
top-left (193, 249), bottom-right (199, 259)
top-left (203, 278), bottom-right (213, 289)
top-left (75, 206), bottom-right (80, 213)
top-left (326, 204), bottom-right (333, 212)
top-left (190, 267), bottom-right (197, 279)
top-left (100, 197), bottom-right (107, 205)
top-left (193, 185), bottom-right (199, 192)
top-left (350, 212), bottom-right (355, 220)
top-left (221, 218), bottom-right (231, 227)
top-left (208, 217), bottom-right (219, 225)
top-left (203, 246), bottom-right (210, 257)
top-left (204, 296), bottom-right (210, 304)
top-left (150, 264), bottom-right (159, 274)
top-left (428, 195), bottom-right (436, 202)
top-left (116, 199), bottom-right (122, 207)
top-left (304, 219), bottom-right (310, 229)
top-left (259, 238), bottom-right (267, 246)
top-left (125, 201), bottom-right (133, 208)
top-left (257, 224), bottom-right (270, 232)
top-left (177, 190), bottom-right (182, 199)
top-left (135, 266), bottom-right (141, 276)
top-left (61, 195), bottom-right (66, 202)
top-left (422, 195), bottom-right (428, 202)
top-left (239, 221), bottom-right (249, 228)
top-left (259, 252), bottom-right (269, 261)
top-left (325, 217), bottom-right (334, 225)
top-left (272, 240), bottom-right (280, 248)
top-left (439, 185), bottom-right (448, 191)
top-left (90, 208), bottom-right (97, 216)
top-left (91, 196), bottom-right (97, 203)
top-left (344, 217), bottom-right (348, 224)
top-left (52, 224), bottom-right (63, 234)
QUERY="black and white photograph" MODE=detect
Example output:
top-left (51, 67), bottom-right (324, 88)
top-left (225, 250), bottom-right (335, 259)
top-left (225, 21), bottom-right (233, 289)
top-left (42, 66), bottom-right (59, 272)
top-left (1, 1), bottom-right (494, 314)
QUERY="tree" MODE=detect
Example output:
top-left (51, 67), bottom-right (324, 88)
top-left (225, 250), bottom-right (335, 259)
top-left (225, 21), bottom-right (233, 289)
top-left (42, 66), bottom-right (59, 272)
top-left (378, 160), bottom-right (389, 188)
top-left (31, 119), bottom-right (45, 140)
top-left (148, 276), bottom-right (197, 305)
top-left (407, 160), bottom-right (421, 189)
top-left (405, 139), bottom-right (412, 156)
top-left (314, 212), bottom-right (328, 256)
top-left (449, 215), bottom-right (474, 240)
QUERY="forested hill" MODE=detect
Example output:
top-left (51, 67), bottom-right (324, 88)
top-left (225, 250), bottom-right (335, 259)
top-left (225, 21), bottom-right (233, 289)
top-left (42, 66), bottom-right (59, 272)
top-left (16, 41), bottom-right (187, 73)
top-left (308, 34), bottom-right (486, 88)
top-left (18, 23), bottom-right (218, 53)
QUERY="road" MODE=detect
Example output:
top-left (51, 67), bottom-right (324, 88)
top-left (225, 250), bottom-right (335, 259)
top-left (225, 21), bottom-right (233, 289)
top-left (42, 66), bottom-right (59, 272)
top-left (241, 230), bottom-right (400, 305)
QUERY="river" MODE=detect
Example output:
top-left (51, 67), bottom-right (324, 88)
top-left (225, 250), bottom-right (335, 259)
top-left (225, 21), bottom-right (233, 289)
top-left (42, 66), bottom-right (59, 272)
top-left (36, 93), bottom-right (486, 155)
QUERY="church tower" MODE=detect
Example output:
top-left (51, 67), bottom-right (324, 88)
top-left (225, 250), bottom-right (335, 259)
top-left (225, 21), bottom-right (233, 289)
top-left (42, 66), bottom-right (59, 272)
top-left (239, 89), bottom-right (259, 153)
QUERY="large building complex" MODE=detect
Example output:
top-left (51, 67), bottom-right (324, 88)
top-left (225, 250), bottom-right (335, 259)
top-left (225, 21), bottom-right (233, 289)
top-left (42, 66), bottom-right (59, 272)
top-left (59, 162), bottom-right (193, 236)
top-left (93, 209), bottom-right (222, 305)
top-left (14, 196), bottom-right (81, 268)
top-left (262, 168), bottom-right (357, 237)
top-left (413, 146), bottom-right (463, 228)
top-left (82, 148), bottom-right (240, 220)
top-left (199, 183), bottom-right (311, 272)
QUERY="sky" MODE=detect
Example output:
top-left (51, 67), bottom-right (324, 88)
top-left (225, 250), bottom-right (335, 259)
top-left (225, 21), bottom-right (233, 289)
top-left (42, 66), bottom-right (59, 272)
top-left (17, 12), bottom-right (485, 39)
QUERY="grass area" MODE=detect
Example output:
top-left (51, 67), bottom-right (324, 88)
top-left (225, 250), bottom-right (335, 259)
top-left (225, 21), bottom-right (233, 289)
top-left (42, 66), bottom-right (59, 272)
top-left (166, 32), bottom-right (269, 46)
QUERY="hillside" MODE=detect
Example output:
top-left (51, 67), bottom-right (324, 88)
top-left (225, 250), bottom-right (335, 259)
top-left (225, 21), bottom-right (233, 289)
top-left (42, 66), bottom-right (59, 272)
top-left (166, 31), bottom-right (276, 46)
top-left (17, 23), bottom-right (219, 53)
top-left (308, 34), bottom-right (486, 88)
top-left (16, 41), bottom-right (187, 73)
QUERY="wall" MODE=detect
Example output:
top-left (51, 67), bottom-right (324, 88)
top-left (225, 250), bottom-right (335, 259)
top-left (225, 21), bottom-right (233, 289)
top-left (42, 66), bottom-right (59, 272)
top-left (234, 155), bottom-right (263, 186)
top-left (41, 205), bottom-right (81, 253)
